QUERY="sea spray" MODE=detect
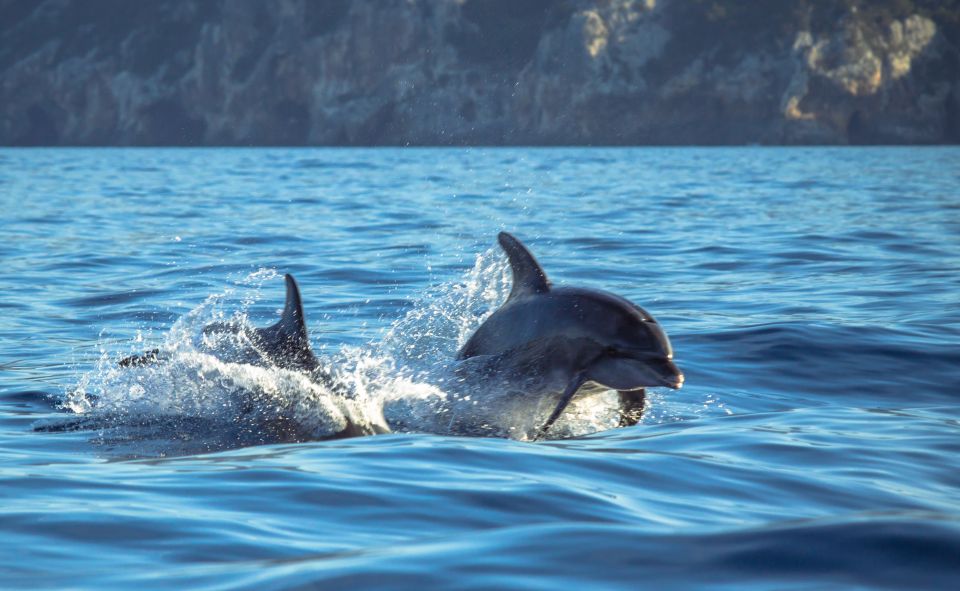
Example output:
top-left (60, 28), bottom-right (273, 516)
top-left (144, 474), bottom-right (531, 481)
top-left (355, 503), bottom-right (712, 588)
top-left (56, 250), bottom-right (701, 454)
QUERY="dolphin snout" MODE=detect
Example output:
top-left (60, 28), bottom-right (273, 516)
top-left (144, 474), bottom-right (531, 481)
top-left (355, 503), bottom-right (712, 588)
top-left (585, 353), bottom-right (684, 391)
top-left (657, 359), bottom-right (684, 389)
top-left (665, 371), bottom-right (684, 389)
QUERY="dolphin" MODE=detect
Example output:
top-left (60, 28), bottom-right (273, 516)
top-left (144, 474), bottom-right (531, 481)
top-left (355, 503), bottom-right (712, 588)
top-left (116, 274), bottom-right (387, 439)
top-left (119, 274), bottom-right (320, 373)
top-left (457, 232), bottom-right (683, 440)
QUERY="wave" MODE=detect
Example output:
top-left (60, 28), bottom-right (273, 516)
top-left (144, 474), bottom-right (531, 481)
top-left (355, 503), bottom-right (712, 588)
top-left (680, 321), bottom-right (960, 403)
top-left (220, 516), bottom-right (960, 590)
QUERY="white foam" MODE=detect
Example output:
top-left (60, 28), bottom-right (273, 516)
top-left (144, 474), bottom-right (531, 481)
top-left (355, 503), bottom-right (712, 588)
top-left (68, 254), bottom-right (659, 445)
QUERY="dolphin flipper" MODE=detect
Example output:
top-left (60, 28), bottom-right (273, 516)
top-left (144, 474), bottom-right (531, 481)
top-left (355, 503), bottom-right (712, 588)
top-left (533, 370), bottom-right (587, 441)
top-left (498, 232), bottom-right (551, 300)
top-left (249, 274), bottom-right (318, 372)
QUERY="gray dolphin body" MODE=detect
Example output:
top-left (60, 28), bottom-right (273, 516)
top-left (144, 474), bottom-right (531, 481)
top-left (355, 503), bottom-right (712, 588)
top-left (120, 274), bottom-right (319, 373)
top-left (119, 274), bottom-right (387, 439)
top-left (458, 232), bottom-right (684, 440)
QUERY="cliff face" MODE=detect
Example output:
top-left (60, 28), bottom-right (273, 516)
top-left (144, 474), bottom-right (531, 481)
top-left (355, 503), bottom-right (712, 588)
top-left (2, 0), bottom-right (958, 145)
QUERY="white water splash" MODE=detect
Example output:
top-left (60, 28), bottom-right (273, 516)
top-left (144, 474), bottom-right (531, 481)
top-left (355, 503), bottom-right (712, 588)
top-left (61, 251), bottom-right (658, 451)
top-left (61, 270), bottom-right (382, 448)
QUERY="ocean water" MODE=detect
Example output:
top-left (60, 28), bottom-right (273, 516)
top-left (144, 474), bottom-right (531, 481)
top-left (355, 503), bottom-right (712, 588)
top-left (1, 147), bottom-right (958, 589)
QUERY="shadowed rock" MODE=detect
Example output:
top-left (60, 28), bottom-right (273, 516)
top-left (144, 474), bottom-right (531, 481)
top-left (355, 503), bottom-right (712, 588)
top-left (2, 0), bottom-right (958, 145)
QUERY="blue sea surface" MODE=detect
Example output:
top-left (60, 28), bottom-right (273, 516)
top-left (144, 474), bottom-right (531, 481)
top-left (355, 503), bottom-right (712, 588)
top-left (1, 147), bottom-right (958, 589)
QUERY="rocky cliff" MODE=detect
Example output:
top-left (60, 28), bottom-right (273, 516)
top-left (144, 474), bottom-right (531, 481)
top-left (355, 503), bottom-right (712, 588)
top-left (2, 0), bottom-right (958, 145)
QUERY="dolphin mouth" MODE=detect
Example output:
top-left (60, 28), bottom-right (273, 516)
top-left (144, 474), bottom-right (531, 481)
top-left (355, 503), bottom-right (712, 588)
top-left (586, 353), bottom-right (684, 391)
top-left (648, 358), bottom-right (684, 389)
top-left (660, 370), bottom-right (684, 390)
top-left (630, 364), bottom-right (683, 389)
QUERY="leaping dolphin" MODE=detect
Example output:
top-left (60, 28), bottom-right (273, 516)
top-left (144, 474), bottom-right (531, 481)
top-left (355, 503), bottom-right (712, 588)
top-left (457, 232), bottom-right (684, 440)
top-left (119, 274), bottom-right (320, 373)
top-left (117, 274), bottom-right (387, 439)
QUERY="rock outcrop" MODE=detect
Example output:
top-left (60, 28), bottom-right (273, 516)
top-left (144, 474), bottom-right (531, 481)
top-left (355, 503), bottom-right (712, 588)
top-left (2, 0), bottom-right (958, 145)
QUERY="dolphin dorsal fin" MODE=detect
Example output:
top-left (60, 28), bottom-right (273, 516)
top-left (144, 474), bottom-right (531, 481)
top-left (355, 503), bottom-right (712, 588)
top-left (278, 273), bottom-right (308, 343)
top-left (253, 274), bottom-right (316, 371)
top-left (498, 232), bottom-right (550, 300)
